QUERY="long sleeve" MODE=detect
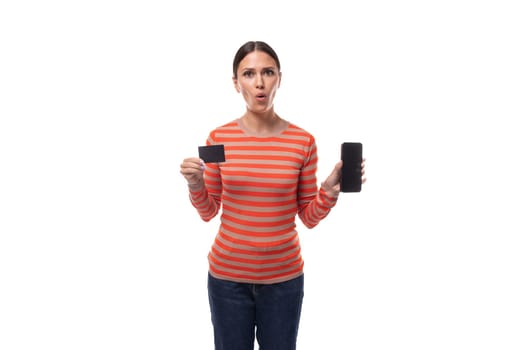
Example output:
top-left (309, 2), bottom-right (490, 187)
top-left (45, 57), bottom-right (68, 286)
top-left (188, 158), bottom-right (222, 222)
top-left (296, 141), bottom-right (338, 228)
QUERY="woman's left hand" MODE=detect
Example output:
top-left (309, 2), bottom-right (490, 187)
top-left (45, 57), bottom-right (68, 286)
top-left (321, 158), bottom-right (366, 197)
top-left (320, 161), bottom-right (343, 197)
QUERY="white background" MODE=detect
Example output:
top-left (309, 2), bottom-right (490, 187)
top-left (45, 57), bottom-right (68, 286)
top-left (1, 1), bottom-right (524, 349)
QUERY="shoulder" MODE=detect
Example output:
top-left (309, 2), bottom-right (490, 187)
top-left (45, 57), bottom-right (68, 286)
top-left (207, 119), bottom-right (241, 143)
top-left (285, 122), bottom-right (316, 146)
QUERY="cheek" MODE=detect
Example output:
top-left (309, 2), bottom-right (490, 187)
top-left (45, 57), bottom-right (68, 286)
top-left (241, 89), bottom-right (252, 101)
top-left (238, 84), bottom-right (250, 96)
top-left (236, 81), bottom-right (247, 93)
top-left (269, 82), bottom-right (279, 96)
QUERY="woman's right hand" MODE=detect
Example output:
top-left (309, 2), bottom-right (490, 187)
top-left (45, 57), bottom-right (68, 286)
top-left (180, 157), bottom-right (205, 189)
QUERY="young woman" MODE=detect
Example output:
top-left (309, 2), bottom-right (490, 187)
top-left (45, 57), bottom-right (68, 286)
top-left (180, 41), bottom-right (366, 350)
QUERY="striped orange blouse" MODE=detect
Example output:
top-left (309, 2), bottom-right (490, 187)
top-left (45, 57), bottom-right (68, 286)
top-left (189, 119), bottom-right (338, 284)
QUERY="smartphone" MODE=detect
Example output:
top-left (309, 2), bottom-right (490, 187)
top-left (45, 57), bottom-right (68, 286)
top-left (340, 142), bottom-right (362, 192)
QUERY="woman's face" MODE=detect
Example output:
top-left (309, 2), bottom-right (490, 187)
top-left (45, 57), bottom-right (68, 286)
top-left (233, 50), bottom-right (281, 114)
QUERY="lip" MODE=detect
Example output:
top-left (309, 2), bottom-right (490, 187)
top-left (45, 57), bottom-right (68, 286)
top-left (255, 93), bottom-right (267, 101)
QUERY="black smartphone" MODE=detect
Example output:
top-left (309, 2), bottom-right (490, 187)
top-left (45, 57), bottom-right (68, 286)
top-left (340, 142), bottom-right (362, 193)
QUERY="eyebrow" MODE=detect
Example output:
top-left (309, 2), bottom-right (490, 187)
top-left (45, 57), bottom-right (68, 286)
top-left (241, 66), bottom-right (277, 71)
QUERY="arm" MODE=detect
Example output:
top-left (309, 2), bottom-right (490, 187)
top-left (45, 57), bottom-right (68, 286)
top-left (297, 146), bottom-right (367, 228)
top-left (180, 157), bottom-right (221, 222)
top-left (296, 143), bottom-right (339, 228)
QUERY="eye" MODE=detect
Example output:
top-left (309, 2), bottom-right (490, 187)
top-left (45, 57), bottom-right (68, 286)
top-left (242, 71), bottom-right (255, 77)
top-left (263, 69), bottom-right (275, 76)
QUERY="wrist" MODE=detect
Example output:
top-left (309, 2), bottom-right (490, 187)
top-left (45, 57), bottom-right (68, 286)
top-left (187, 180), bottom-right (204, 191)
top-left (320, 182), bottom-right (339, 198)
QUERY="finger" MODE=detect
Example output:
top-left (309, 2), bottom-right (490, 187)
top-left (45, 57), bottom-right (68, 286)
top-left (333, 160), bottom-right (343, 174)
top-left (181, 159), bottom-right (205, 171)
top-left (181, 157), bottom-right (203, 166)
top-left (180, 167), bottom-right (204, 177)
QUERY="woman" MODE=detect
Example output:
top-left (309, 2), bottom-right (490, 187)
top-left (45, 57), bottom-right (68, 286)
top-left (180, 41), bottom-right (366, 350)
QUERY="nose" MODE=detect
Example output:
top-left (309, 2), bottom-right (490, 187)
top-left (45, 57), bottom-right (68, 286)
top-left (255, 73), bottom-right (264, 88)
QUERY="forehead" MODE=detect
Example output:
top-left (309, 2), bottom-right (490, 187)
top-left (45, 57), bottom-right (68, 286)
top-left (238, 50), bottom-right (278, 70)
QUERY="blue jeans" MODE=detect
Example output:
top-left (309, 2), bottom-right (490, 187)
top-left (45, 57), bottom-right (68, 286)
top-left (207, 273), bottom-right (304, 350)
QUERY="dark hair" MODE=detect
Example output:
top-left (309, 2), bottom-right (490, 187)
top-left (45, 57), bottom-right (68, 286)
top-left (232, 41), bottom-right (281, 79)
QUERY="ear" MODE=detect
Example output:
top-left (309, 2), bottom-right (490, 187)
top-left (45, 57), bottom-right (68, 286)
top-left (232, 76), bottom-right (240, 93)
top-left (278, 71), bottom-right (282, 88)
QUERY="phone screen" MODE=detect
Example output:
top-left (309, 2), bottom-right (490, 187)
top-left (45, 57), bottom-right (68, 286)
top-left (340, 142), bottom-right (362, 192)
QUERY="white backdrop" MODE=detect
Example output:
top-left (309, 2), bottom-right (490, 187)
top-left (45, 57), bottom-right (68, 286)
top-left (1, 1), bottom-right (524, 349)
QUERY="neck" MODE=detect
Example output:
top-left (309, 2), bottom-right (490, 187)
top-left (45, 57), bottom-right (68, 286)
top-left (240, 109), bottom-right (285, 135)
